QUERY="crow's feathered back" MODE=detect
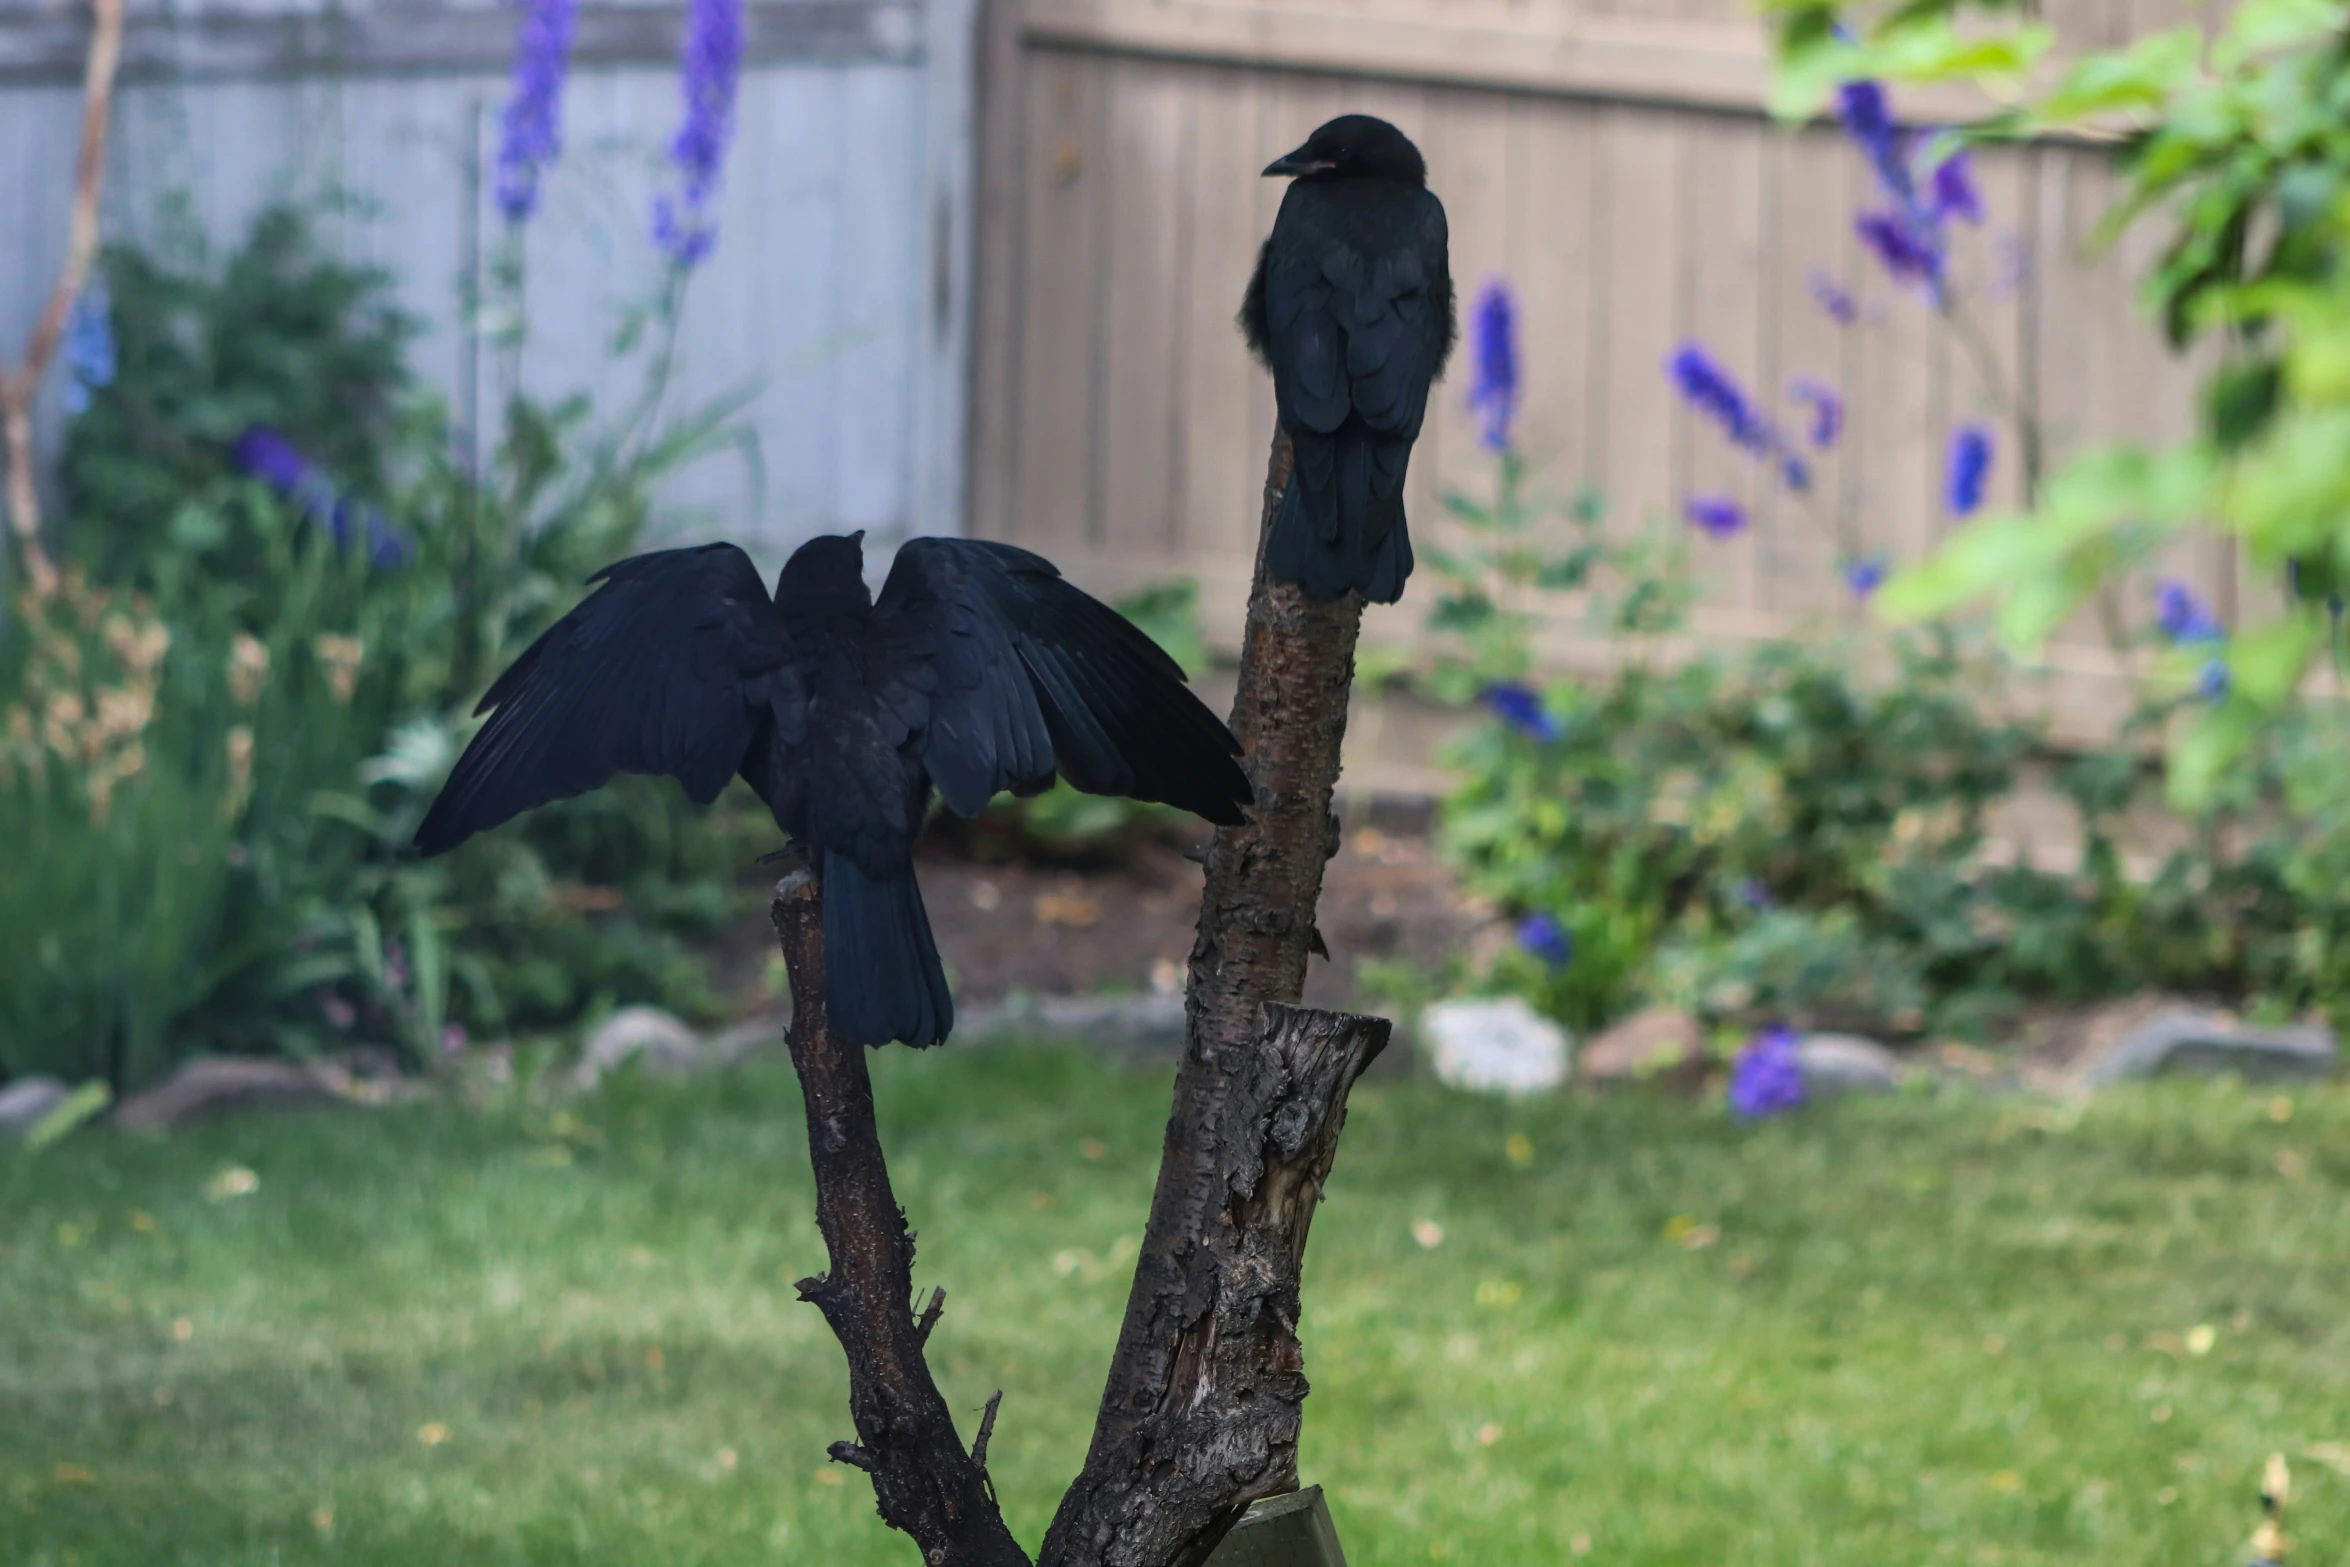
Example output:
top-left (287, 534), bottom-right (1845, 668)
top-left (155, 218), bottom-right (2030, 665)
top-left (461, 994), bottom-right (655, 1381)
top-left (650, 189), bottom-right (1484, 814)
top-left (415, 534), bottom-right (1252, 1047)
top-left (1243, 114), bottom-right (1454, 604)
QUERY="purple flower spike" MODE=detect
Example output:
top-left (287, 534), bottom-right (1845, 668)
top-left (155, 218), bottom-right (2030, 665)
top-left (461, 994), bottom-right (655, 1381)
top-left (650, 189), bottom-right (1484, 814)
top-left (1844, 557), bottom-right (1888, 598)
top-left (654, 0), bottom-right (745, 267)
top-left (1836, 81), bottom-right (1910, 200)
top-left (1856, 210), bottom-right (1943, 290)
top-left (1729, 1025), bottom-right (1806, 1119)
top-left (231, 426), bottom-right (315, 491)
top-left (2197, 657), bottom-right (2230, 702)
top-left (62, 284), bottom-right (115, 415)
top-left (1927, 147), bottom-right (1985, 226)
top-left (1807, 268), bottom-right (1858, 326)
top-left (1468, 279), bottom-right (1520, 452)
top-left (230, 425), bottom-right (412, 571)
top-left (1788, 377), bottom-right (1843, 449)
top-left (1668, 345), bottom-right (1773, 455)
top-left (1945, 424), bottom-right (1993, 516)
top-left (1736, 877), bottom-right (1773, 912)
top-left (1516, 912), bottom-right (1574, 969)
top-left (1686, 496), bottom-right (1748, 539)
top-left (2155, 579), bottom-right (2224, 644)
top-left (493, 0), bottom-right (578, 224)
top-left (1482, 682), bottom-right (1562, 742)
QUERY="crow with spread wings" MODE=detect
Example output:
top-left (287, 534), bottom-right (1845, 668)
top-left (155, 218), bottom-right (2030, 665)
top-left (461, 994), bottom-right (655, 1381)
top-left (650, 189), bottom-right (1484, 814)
top-left (414, 533), bottom-right (1251, 1048)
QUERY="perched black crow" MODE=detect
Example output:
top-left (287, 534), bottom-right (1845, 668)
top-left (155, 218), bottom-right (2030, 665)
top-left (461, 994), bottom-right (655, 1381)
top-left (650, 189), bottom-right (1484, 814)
top-left (414, 533), bottom-right (1252, 1048)
top-left (1241, 114), bottom-right (1454, 605)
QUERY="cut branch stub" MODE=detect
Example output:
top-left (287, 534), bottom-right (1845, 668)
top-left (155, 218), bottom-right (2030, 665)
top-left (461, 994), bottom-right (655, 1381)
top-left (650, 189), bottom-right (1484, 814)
top-left (770, 863), bottom-right (1031, 1567)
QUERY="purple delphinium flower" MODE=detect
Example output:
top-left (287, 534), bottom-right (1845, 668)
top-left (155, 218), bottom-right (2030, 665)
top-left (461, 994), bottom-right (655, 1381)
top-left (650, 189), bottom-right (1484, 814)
top-left (1807, 268), bottom-right (1858, 326)
top-left (1856, 209), bottom-right (1943, 290)
top-left (1844, 557), bottom-right (1888, 598)
top-left (1927, 147), bottom-right (1985, 226)
top-left (1468, 279), bottom-right (1519, 452)
top-left (653, 0), bottom-right (745, 267)
top-left (1516, 912), bottom-right (1574, 969)
top-left (2155, 579), bottom-right (2224, 644)
top-left (1728, 1025), bottom-right (1807, 1119)
top-left (2197, 657), bottom-right (2230, 702)
top-left (1685, 496), bottom-right (1748, 539)
top-left (1945, 425), bottom-right (1993, 516)
top-left (1668, 344), bottom-right (1775, 455)
top-left (230, 424), bottom-right (414, 570)
top-left (1482, 682), bottom-right (1561, 742)
top-left (493, 0), bottom-right (578, 224)
top-left (1836, 81), bottom-right (1909, 200)
top-left (1735, 877), bottom-right (1773, 912)
top-left (61, 284), bottom-right (115, 415)
top-left (1788, 376), bottom-right (1843, 449)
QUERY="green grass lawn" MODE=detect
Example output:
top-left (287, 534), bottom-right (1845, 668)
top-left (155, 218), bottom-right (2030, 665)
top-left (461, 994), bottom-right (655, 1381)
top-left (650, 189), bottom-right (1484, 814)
top-left (4, 1047), bottom-right (2347, 1566)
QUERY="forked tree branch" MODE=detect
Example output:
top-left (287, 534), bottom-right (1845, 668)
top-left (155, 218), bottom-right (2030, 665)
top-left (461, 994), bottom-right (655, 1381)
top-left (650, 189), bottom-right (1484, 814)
top-left (767, 426), bottom-right (1385, 1567)
top-left (2, 0), bottom-right (125, 598)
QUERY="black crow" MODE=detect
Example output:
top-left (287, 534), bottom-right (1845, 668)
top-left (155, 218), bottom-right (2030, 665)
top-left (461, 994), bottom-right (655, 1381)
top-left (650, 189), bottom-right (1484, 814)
top-left (413, 533), bottom-right (1252, 1048)
top-left (1241, 114), bottom-right (1455, 605)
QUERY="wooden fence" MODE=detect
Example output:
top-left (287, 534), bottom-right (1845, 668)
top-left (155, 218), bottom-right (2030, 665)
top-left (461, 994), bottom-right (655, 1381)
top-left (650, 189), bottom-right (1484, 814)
top-left (968, 0), bottom-right (2233, 743)
top-left (1, 0), bottom-right (978, 567)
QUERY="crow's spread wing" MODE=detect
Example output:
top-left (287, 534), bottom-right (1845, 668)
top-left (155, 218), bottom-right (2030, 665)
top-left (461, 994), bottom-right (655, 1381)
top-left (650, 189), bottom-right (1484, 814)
top-left (414, 543), bottom-right (795, 855)
top-left (871, 538), bottom-right (1250, 824)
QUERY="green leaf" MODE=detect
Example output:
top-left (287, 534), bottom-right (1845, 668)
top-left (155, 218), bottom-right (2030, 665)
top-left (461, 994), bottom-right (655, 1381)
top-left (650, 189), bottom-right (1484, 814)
top-left (1876, 515), bottom-right (2047, 622)
top-left (23, 1081), bottom-right (113, 1154)
top-left (2228, 610), bottom-right (2323, 706)
top-left (2167, 700), bottom-right (2257, 810)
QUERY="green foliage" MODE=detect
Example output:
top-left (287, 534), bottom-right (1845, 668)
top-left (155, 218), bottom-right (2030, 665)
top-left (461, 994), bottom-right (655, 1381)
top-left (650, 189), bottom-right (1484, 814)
top-left (2, 206), bottom-right (747, 1086)
top-left (1776, 0), bottom-right (2350, 804)
top-left (1431, 451), bottom-right (2350, 1036)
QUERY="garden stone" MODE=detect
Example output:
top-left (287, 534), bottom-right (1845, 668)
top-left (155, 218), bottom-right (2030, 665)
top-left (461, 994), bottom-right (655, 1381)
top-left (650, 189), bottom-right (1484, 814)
top-left (959, 991), bottom-right (1188, 1056)
top-left (1421, 997), bottom-right (1568, 1094)
top-left (1797, 1032), bottom-right (1904, 1096)
top-left (114, 1057), bottom-right (355, 1132)
top-left (1578, 1007), bottom-right (1704, 1087)
top-left (2074, 1007), bottom-right (2336, 1090)
top-left (0, 1077), bottom-right (72, 1142)
top-left (572, 1007), bottom-right (707, 1087)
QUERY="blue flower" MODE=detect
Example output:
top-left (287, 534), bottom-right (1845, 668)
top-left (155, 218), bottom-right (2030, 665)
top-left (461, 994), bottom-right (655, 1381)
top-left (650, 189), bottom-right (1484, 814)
top-left (1844, 557), bottom-right (1887, 598)
top-left (1515, 912), bottom-right (1574, 969)
top-left (1685, 496), bottom-right (1747, 539)
top-left (1856, 209), bottom-right (1943, 290)
top-left (61, 284), bottom-right (115, 415)
top-left (229, 425), bottom-right (413, 570)
top-left (1728, 1025), bottom-right (1806, 1119)
top-left (1788, 376), bottom-right (1843, 449)
top-left (2197, 657), bottom-right (2229, 703)
top-left (1467, 279), bottom-right (1520, 452)
top-left (1807, 268), bottom-right (1858, 326)
top-left (1945, 425), bottom-right (1993, 516)
top-left (1736, 877), bottom-right (1774, 912)
top-left (2154, 579), bottom-right (2223, 644)
top-left (1836, 81), bottom-right (1911, 200)
top-left (1482, 682), bottom-right (1561, 742)
top-left (493, 0), bottom-right (577, 223)
top-left (1927, 147), bottom-right (1984, 226)
top-left (1668, 344), bottom-right (1774, 455)
top-left (653, 0), bottom-right (745, 267)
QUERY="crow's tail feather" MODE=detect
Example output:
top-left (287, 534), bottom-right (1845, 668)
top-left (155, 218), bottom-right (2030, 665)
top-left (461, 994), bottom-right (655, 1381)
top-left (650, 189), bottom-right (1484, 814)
top-left (1267, 435), bottom-right (1414, 605)
top-left (821, 851), bottom-right (953, 1048)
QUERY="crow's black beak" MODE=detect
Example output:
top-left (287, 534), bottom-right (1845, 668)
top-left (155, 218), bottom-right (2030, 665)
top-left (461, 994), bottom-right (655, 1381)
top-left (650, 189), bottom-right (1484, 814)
top-left (1262, 146), bottom-right (1333, 177)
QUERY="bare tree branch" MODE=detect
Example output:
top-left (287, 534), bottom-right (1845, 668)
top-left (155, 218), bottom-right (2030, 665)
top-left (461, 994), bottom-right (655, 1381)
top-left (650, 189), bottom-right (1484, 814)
top-left (769, 862), bottom-right (1031, 1567)
top-left (1041, 427), bottom-right (1385, 1567)
top-left (2, 0), bottom-right (125, 597)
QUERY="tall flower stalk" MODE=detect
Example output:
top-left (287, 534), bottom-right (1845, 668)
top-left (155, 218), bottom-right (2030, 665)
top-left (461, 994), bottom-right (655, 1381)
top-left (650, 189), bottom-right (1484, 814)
top-left (653, 0), bottom-right (745, 270)
top-left (493, 0), bottom-right (577, 226)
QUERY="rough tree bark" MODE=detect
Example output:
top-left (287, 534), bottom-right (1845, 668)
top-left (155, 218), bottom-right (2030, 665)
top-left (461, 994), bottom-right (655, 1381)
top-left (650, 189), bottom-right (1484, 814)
top-left (770, 862), bottom-right (1029, 1567)
top-left (1040, 429), bottom-right (1382, 1567)
top-left (767, 427), bottom-right (1384, 1567)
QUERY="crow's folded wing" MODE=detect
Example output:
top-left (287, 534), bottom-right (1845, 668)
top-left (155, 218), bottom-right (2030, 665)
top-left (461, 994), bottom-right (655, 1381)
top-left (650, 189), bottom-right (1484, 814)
top-left (871, 538), bottom-right (1251, 824)
top-left (414, 543), bottom-right (797, 855)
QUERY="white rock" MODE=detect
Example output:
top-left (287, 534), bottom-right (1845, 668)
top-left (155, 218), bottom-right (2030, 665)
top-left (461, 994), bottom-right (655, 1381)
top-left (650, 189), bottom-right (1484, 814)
top-left (0, 1076), bottom-right (73, 1141)
top-left (1796, 1033), bottom-right (1904, 1096)
top-left (572, 1007), bottom-right (706, 1087)
top-left (1422, 997), bottom-right (1569, 1094)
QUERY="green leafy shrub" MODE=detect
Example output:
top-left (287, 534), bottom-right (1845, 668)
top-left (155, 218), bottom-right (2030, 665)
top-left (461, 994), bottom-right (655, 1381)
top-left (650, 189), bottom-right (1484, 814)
top-left (2, 206), bottom-right (748, 1086)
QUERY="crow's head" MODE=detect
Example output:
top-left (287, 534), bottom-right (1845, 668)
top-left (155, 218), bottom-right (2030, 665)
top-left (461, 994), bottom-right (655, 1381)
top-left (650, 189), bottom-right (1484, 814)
top-left (1263, 115), bottom-right (1426, 187)
top-left (776, 529), bottom-right (871, 605)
